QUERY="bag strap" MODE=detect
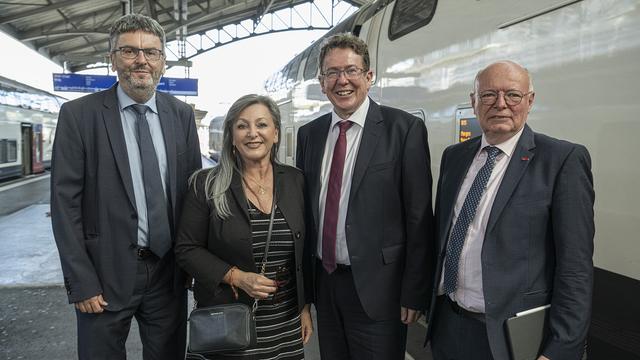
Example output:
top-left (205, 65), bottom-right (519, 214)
top-left (258, 193), bottom-right (277, 276)
top-left (252, 191), bottom-right (277, 313)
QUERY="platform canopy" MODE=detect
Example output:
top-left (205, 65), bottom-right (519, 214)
top-left (0, 0), bottom-right (369, 72)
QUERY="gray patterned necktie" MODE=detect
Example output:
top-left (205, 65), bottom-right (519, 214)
top-left (443, 146), bottom-right (501, 294)
top-left (129, 104), bottom-right (171, 258)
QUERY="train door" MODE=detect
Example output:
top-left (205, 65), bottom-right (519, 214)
top-left (31, 123), bottom-right (44, 173)
top-left (20, 123), bottom-right (32, 176)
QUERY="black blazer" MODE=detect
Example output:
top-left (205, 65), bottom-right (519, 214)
top-left (425, 125), bottom-right (595, 360)
top-left (51, 85), bottom-right (202, 310)
top-left (174, 163), bottom-right (307, 311)
top-left (296, 99), bottom-right (435, 320)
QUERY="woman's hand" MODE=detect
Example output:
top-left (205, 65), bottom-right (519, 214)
top-left (300, 304), bottom-right (314, 345)
top-left (232, 269), bottom-right (277, 299)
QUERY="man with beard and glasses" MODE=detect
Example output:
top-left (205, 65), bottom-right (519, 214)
top-left (51, 13), bottom-right (201, 359)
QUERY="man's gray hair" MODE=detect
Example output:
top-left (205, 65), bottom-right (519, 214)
top-left (109, 14), bottom-right (166, 51)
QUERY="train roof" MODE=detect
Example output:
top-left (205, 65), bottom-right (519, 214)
top-left (0, 0), bottom-right (369, 73)
top-left (0, 75), bottom-right (66, 113)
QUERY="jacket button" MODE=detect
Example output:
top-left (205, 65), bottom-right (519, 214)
top-left (295, 232), bottom-right (301, 239)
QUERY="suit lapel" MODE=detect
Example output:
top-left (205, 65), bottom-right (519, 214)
top-left (156, 92), bottom-right (178, 218)
top-left (438, 138), bottom-right (480, 253)
top-left (230, 170), bottom-right (251, 223)
top-left (349, 100), bottom-right (383, 202)
top-left (101, 85), bottom-right (136, 210)
top-left (486, 125), bottom-right (536, 233)
top-left (309, 115), bottom-right (331, 232)
top-left (273, 164), bottom-right (289, 218)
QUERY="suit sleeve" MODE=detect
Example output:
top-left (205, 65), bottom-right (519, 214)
top-left (296, 127), bottom-right (316, 305)
top-left (174, 173), bottom-right (233, 292)
top-left (50, 104), bottom-right (102, 303)
top-left (184, 105), bottom-right (202, 176)
top-left (400, 117), bottom-right (436, 311)
top-left (543, 145), bottom-right (595, 359)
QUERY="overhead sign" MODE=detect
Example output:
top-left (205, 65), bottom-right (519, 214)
top-left (52, 73), bottom-right (115, 93)
top-left (157, 77), bottom-right (198, 96)
top-left (52, 73), bottom-right (198, 96)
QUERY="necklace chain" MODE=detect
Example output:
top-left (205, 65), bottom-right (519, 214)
top-left (242, 173), bottom-right (272, 213)
top-left (243, 171), bottom-right (270, 197)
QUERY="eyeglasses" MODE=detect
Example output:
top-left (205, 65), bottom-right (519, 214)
top-left (270, 266), bottom-right (292, 305)
top-left (476, 90), bottom-right (533, 106)
top-left (113, 46), bottom-right (164, 61)
top-left (321, 67), bottom-right (367, 81)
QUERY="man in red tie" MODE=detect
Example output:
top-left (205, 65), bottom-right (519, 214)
top-left (296, 34), bottom-right (435, 359)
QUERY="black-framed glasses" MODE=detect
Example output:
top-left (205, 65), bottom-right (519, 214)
top-left (113, 46), bottom-right (164, 61)
top-left (476, 90), bottom-right (533, 106)
top-left (321, 67), bottom-right (367, 81)
top-left (270, 266), bottom-right (292, 305)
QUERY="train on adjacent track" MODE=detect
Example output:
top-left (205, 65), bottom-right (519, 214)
top-left (0, 76), bottom-right (64, 181)
top-left (260, 0), bottom-right (640, 358)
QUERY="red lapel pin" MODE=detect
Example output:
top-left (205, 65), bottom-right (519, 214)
top-left (521, 156), bottom-right (529, 161)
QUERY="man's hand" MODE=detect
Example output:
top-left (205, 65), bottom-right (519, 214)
top-left (401, 306), bottom-right (421, 324)
top-left (75, 294), bottom-right (108, 313)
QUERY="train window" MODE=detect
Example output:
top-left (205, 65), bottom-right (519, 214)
top-left (304, 43), bottom-right (321, 81)
top-left (0, 139), bottom-right (18, 163)
top-left (389, 0), bottom-right (437, 40)
top-left (8, 139), bottom-right (17, 162)
top-left (0, 139), bottom-right (6, 163)
top-left (288, 54), bottom-right (302, 84)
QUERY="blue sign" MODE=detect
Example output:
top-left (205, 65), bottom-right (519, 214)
top-left (53, 74), bottom-right (115, 93)
top-left (157, 78), bottom-right (198, 96)
top-left (52, 73), bottom-right (198, 96)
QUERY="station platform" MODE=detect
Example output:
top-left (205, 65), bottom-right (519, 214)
top-left (0, 175), bottom-right (430, 359)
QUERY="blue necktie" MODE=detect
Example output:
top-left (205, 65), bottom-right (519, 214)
top-left (443, 146), bottom-right (501, 294)
top-left (129, 104), bottom-right (171, 258)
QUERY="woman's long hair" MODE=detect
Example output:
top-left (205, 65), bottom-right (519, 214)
top-left (195, 94), bottom-right (281, 219)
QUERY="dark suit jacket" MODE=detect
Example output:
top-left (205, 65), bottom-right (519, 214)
top-left (51, 85), bottom-right (201, 310)
top-left (425, 124), bottom-right (595, 360)
top-left (296, 99), bottom-right (435, 320)
top-left (174, 163), bottom-right (307, 311)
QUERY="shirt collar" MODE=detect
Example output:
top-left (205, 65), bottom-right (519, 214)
top-left (330, 96), bottom-right (370, 129)
top-left (116, 84), bottom-right (158, 114)
top-left (480, 126), bottom-right (525, 158)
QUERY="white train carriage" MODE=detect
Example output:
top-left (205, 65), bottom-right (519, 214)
top-left (265, 0), bottom-right (640, 358)
top-left (0, 76), bottom-right (63, 181)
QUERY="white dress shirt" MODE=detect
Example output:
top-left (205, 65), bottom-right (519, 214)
top-left (438, 127), bottom-right (524, 313)
top-left (116, 85), bottom-right (168, 247)
top-left (317, 97), bottom-right (370, 265)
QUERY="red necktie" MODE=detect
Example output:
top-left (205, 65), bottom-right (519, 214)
top-left (322, 120), bottom-right (353, 273)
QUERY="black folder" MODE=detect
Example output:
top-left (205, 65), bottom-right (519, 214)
top-left (505, 304), bottom-right (550, 360)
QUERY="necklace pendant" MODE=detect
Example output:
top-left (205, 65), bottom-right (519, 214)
top-left (258, 187), bottom-right (266, 195)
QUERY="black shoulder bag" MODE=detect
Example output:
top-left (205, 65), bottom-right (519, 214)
top-left (187, 196), bottom-right (277, 356)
